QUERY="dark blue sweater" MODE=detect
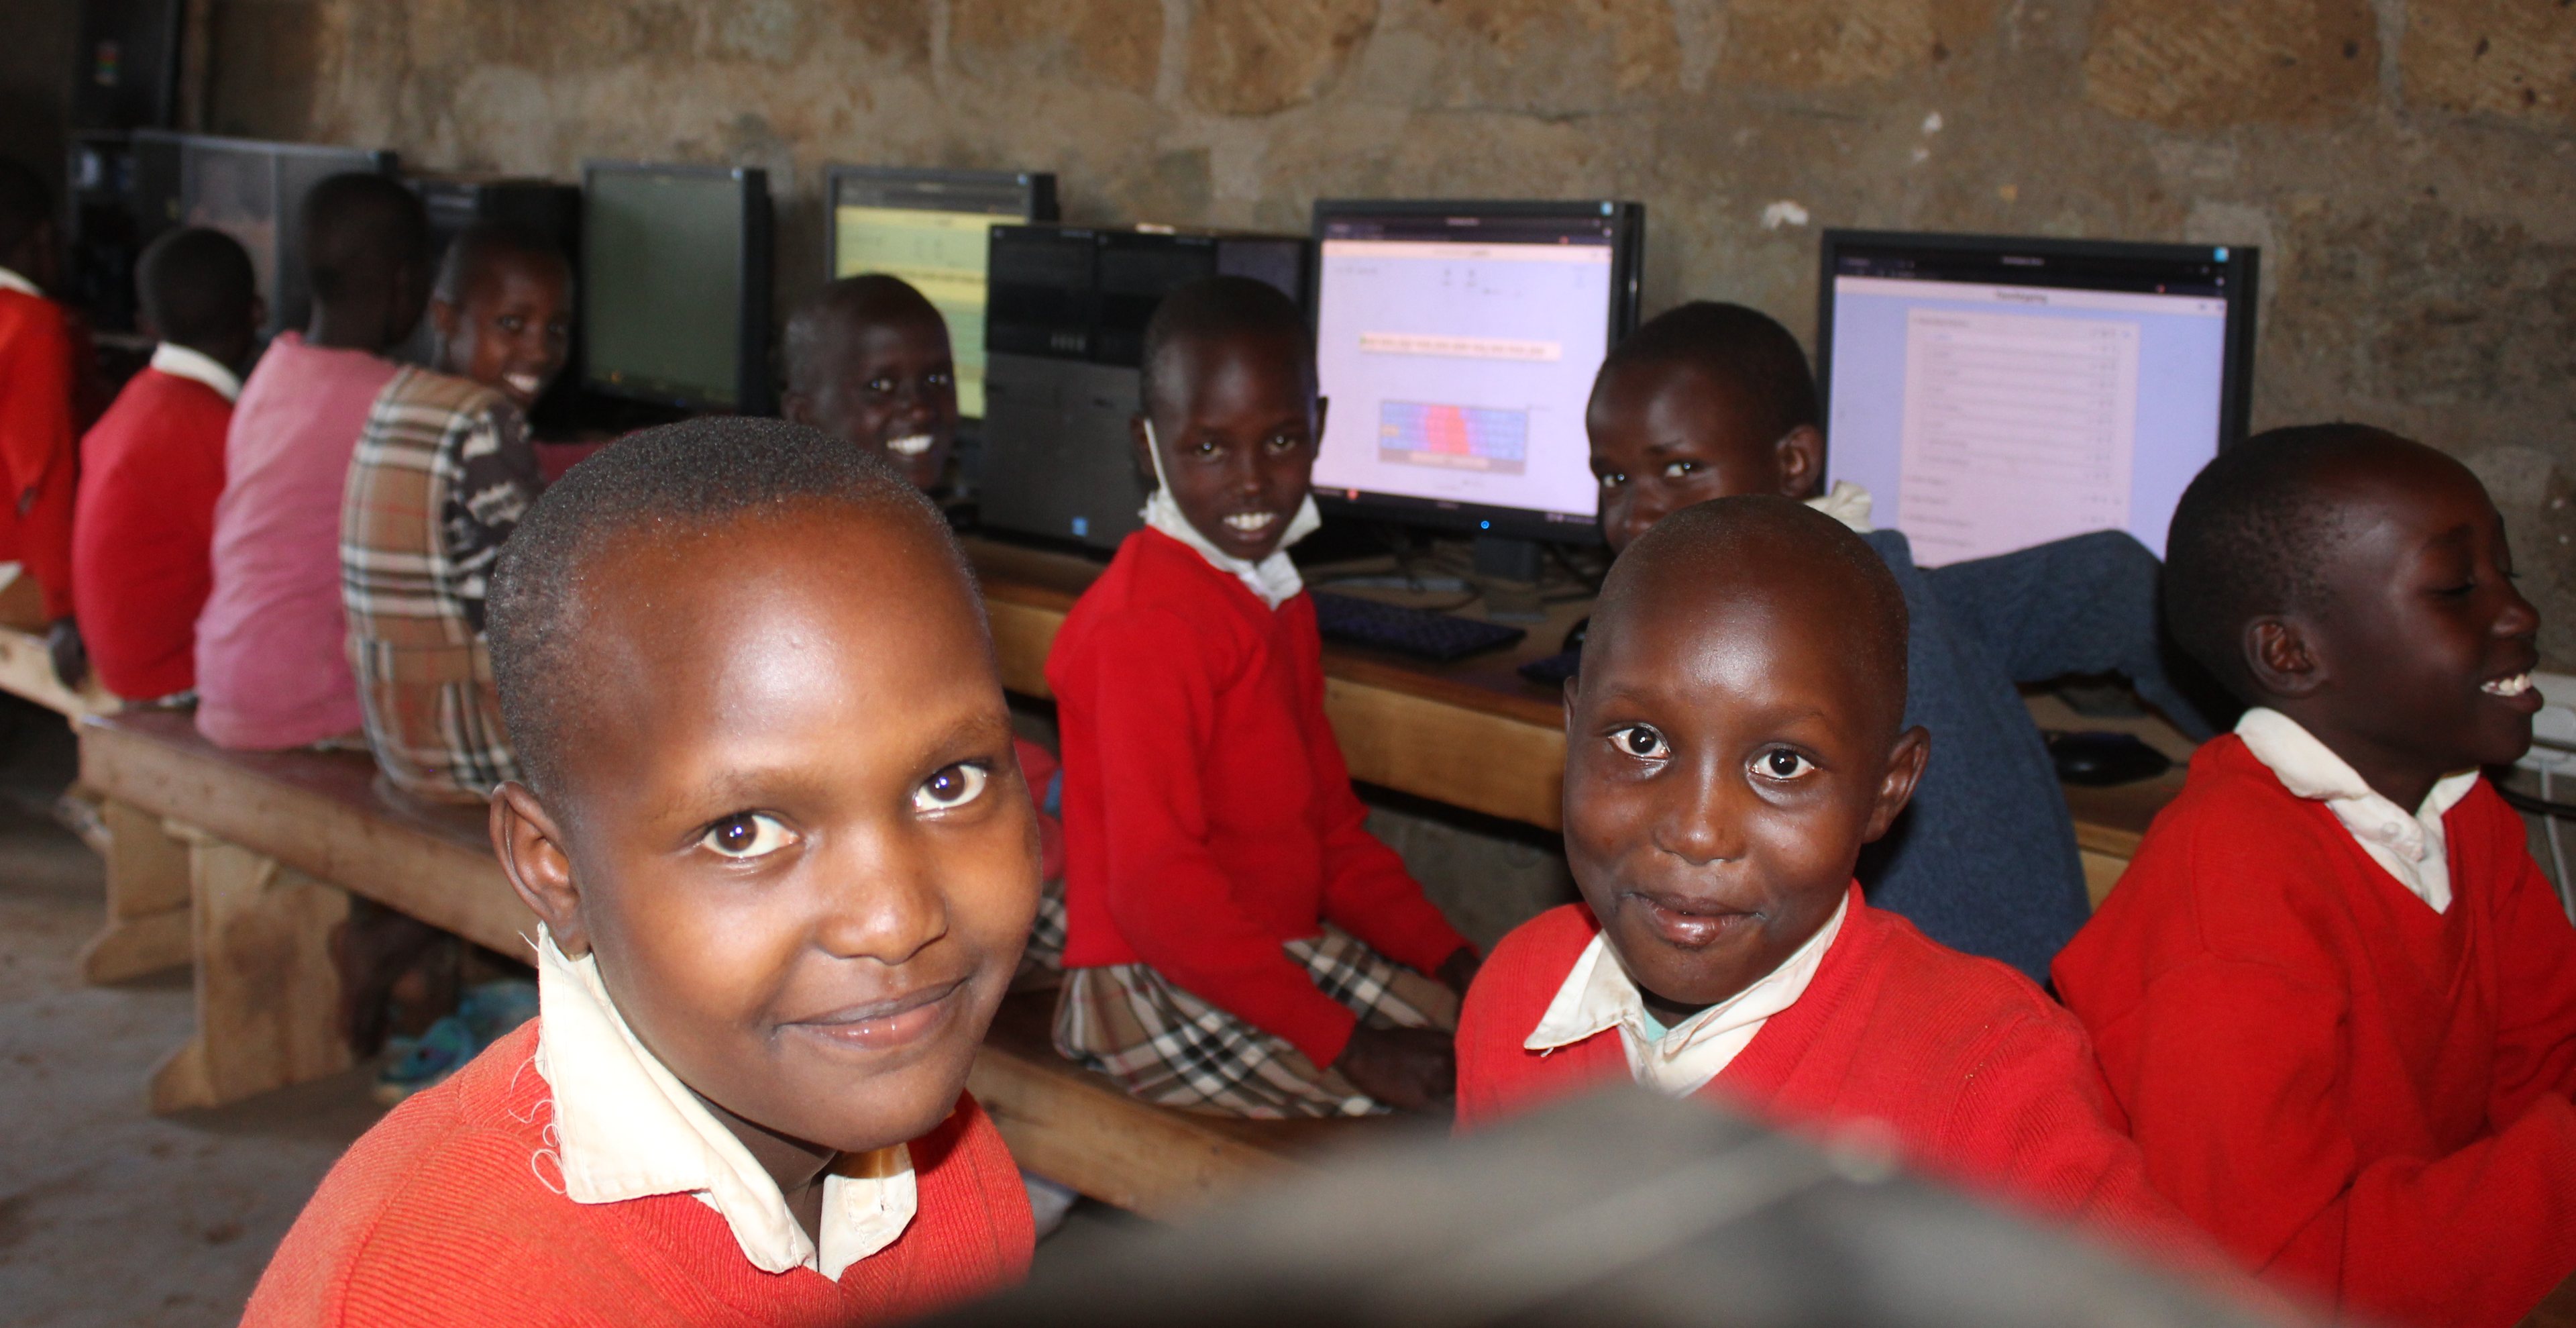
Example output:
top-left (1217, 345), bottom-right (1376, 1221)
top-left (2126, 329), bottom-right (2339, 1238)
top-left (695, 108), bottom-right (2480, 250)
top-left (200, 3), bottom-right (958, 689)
top-left (1862, 528), bottom-right (2220, 982)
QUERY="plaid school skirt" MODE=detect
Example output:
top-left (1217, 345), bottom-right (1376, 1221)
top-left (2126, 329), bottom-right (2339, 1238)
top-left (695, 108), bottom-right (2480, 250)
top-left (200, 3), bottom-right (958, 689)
top-left (1051, 926), bottom-right (1458, 1119)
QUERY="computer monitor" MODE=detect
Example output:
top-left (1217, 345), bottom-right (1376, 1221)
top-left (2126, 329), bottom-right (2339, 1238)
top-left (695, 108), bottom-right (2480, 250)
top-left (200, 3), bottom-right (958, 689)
top-left (825, 166), bottom-right (1057, 419)
top-left (1308, 199), bottom-right (1644, 546)
top-left (136, 130), bottom-right (399, 339)
top-left (581, 161), bottom-right (773, 415)
top-left (1816, 229), bottom-right (2259, 564)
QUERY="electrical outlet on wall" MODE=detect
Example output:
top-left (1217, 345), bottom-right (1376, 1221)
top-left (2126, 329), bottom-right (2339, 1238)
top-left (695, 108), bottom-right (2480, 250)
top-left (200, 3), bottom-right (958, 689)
top-left (2522, 672), bottom-right (2576, 775)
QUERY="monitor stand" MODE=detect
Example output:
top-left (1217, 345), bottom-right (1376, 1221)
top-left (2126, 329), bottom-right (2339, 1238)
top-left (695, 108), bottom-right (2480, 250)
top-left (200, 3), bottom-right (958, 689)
top-left (1472, 534), bottom-right (1544, 584)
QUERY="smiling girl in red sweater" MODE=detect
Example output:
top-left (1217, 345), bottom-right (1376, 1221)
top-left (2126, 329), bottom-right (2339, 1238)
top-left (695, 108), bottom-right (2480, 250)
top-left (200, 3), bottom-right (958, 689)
top-left (1046, 277), bottom-right (1476, 1118)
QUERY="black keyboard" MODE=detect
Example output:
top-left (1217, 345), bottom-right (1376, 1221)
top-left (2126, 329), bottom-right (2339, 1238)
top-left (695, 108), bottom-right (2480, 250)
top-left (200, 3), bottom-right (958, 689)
top-left (1309, 591), bottom-right (1527, 663)
top-left (1516, 649), bottom-right (1580, 686)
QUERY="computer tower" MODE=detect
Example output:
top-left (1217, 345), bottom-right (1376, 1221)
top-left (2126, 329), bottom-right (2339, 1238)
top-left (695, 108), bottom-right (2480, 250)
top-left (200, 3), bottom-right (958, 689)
top-left (394, 176), bottom-right (584, 426)
top-left (70, 0), bottom-right (184, 132)
top-left (979, 224), bottom-right (1309, 550)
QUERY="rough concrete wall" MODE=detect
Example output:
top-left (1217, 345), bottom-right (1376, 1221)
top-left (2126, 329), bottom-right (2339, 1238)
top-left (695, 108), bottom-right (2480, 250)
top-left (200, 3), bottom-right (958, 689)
top-left (214, 0), bottom-right (2576, 667)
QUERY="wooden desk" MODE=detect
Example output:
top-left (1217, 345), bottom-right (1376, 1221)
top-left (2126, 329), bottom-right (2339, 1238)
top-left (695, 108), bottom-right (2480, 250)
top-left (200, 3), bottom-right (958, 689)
top-left (970, 538), bottom-right (1579, 831)
top-left (966, 538), bottom-right (2187, 898)
top-left (0, 623), bottom-right (117, 718)
top-left (76, 709), bottom-right (1362, 1214)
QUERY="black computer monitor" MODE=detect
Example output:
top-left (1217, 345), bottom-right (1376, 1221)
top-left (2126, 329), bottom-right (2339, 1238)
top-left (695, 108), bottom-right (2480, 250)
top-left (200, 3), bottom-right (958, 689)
top-left (824, 166), bottom-right (1057, 421)
top-left (1307, 199), bottom-right (1644, 546)
top-left (581, 161), bottom-right (773, 415)
top-left (134, 130), bottom-right (399, 340)
top-left (1815, 229), bottom-right (2259, 565)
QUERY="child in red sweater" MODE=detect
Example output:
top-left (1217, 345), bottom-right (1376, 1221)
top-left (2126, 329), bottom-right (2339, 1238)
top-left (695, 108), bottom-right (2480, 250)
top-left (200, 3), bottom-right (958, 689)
top-left (244, 420), bottom-right (1041, 1327)
top-left (1456, 496), bottom-right (2208, 1264)
top-left (0, 159), bottom-right (81, 643)
top-left (69, 228), bottom-right (262, 701)
top-left (2053, 425), bottom-right (2573, 1327)
top-left (1046, 276), bottom-right (1477, 1117)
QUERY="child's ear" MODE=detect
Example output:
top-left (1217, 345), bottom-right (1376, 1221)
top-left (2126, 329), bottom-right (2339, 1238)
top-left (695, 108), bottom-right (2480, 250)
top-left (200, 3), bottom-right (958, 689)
top-left (2243, 616), bottom-right (2324, 699)
top-left (1774, 424), bottom-right (1825, 499)
top-left (1313, 395), bottom-right (1330, 444)
top-left (780, 390), bottom-right (813, 427)
top-left (490, 781), bottom-right (591, 956)
top-left (428, 296), bottom-right (462, 347)
top-left (1861, 725), bottom-right (1931, 842)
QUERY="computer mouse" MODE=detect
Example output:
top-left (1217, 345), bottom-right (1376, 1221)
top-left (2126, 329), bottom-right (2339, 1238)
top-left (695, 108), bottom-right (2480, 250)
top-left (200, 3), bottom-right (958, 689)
top-left (2047, 731), bottom-right (2174, 786)
top-left (1562, 616), bottom-right (1589, 655)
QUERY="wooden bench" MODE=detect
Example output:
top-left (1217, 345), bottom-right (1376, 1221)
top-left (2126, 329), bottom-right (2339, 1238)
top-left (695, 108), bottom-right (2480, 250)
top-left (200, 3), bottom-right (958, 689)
top-left (0, 621), bottom-right (196, 983)
top-left (74, 708), bottom-right (1367, 1216)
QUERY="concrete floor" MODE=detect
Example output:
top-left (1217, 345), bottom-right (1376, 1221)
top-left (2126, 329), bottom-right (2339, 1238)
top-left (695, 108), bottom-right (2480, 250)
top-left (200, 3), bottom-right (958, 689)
top-left (0, 699), bottom-right (384, 1328)
top-left (0, 696), bottom-right (1134, 1326)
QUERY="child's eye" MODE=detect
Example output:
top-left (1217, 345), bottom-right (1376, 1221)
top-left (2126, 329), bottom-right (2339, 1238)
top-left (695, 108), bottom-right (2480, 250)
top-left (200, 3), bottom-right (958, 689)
top-left (1660, 459), bottom-right (1698, 479)
top-left (1753, 749), bottom-right (1816, 781)
top-left (496, 315), bottom-right (525, 333)
top-left (701, 813), bottom-right (798, 860)
top-left (913, 762), bottom-right (989, 812)
top-left (928, 370), bottom-right (953, 387)
top-left (1265, 433), bottom-right (1299, 453)
top-left (1190, 438), bottom-right (1220, 457)
top-left (1611, 724), bottom-right (1670, 760)
top-left (1597, 470), bottom-right (1627, 490)
top-left (866, 376), bottom-right (898, 396)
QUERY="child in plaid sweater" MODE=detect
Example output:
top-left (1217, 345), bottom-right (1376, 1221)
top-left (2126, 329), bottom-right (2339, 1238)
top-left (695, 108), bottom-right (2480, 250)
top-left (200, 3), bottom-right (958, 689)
top-left (341, 223), bottom-right (570, 803)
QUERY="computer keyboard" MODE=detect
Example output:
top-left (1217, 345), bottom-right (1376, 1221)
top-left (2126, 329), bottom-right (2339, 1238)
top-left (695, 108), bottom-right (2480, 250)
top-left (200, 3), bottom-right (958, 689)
top-left (1516, 649), bottom-right (1580, 686)
top-left (1309, 591), bottom-right (1527, 663)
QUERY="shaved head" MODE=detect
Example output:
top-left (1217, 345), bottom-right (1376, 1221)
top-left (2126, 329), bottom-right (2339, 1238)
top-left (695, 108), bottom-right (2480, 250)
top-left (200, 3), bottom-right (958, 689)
top-left (138, 227), bottom-right (257, 349)
top-left (1590, 495), bottom-right (1911, 746)
top-left (301, 172), bottom-right (427, 311)
top-left (784, 274), bottom-right (943, 393)
top-left (433, 221), bottom-right (569, 304)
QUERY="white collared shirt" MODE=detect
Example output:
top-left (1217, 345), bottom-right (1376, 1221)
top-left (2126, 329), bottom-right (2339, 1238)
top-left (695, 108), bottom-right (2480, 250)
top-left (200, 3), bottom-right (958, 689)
top-left (1525, 895), bottom-right (1849, 1097)
top-left (1136, 419), bottom-right (1321, 609)
top-left (149, 342), bottom-right (242, 403)
top-left (1806, 479), bottom-right (1875, 533)
top-left (0, 266), bottom-right (37, 298)
top-left (2235, 707), bottom-right (2478, 914)
top-left (533, 930), bottom-right (917, 1279)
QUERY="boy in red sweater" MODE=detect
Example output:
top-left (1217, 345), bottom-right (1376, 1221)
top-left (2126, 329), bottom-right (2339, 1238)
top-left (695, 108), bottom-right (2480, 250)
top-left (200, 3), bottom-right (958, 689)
top-left (2052, 425), bottom-right (2573, 1327)
top-left (0, 159), bottom-right (80, 642)
top-left (68, 228), bottom-right (262, 701)
top-left (1456, 496), bottom-right (2207, 1262)
top-left (1047, 276), bottom-right (1477, 1117)
top-left (244, 420), bottom-right (1040, 1327)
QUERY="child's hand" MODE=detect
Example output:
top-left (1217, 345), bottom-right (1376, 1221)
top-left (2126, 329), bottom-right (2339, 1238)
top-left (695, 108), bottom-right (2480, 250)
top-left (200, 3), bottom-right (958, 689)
top-left (1334, 1024), bottom-right (1456, 1113)
top-left (1435, 946), bottom-right (1481, 997)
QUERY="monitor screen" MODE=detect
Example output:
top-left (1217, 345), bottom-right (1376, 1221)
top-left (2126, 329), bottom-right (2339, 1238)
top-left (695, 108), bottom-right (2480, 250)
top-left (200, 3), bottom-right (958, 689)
top-left (828, 167), bottom-right (1055, 419)
top-left (1818, 232), bottom-right (2257, 565)
top-left (1310, 203), bottom-right (1640, 542)
top-left (584, 164), bottom-right (755, 411)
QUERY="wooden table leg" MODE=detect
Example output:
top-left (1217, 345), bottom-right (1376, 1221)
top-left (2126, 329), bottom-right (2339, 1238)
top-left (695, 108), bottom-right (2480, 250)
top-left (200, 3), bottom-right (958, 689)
top-left (76, 800), bottom-right (195, 983)
top-left (150, 826), bottom-right (352, 1113)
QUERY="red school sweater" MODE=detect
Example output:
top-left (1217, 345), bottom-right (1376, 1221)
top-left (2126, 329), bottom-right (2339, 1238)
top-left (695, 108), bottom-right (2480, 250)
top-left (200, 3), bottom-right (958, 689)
top-left (1046, 527), bottom-right (1471, 1067)
top-left (2052, 735), bottom-right (2576, 1328)
top-left (241, 1021), bottom-right (1033, 1327)
top-left (70, 367), bottom-right (231, 699)
top-left (0, 287), bottom-right (80, 621)
top-left (1458, 885), bottom-right (2211, 1265)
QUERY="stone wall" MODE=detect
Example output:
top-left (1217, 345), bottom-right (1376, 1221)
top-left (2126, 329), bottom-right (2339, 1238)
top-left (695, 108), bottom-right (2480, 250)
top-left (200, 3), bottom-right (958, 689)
top-left (205, 0), bottom-right (2576, 668)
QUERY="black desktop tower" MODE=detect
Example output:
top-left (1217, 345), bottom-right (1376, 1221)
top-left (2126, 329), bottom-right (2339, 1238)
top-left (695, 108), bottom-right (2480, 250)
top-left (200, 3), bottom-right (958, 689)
top-left (70, 0), bottom-right (184, 132)
top-left (979, 225), bottom-right (1309, 550)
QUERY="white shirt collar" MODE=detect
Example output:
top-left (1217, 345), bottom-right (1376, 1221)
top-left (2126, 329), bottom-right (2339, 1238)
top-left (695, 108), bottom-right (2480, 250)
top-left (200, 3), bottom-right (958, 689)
top-left (533, 930), bottom-right (917, 1279)
top-left (150, 342), bottom-right (242, 403)
top-left (1137, 420), bottom-right (1322, 609)
top-left (2235, 707), bottom-right (2479, 914)
top-left (0, 266), bottom-right (38, 299)
top-left (1526, 893), bottom-right (1849, 1097)
top-left (1806, 480), bottom-right (1874, 533)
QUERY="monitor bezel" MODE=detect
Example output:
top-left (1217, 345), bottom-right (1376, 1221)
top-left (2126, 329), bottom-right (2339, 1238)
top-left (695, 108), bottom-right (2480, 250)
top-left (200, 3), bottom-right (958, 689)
top-left (1305, 197), bottom-right (1644, 546)
top-left (820, 164), bottom-right (1061, 281)
top-left (578, 159), bottom-right (774, 416)
top-left (1811, 227), bottom-right (2262, 483)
